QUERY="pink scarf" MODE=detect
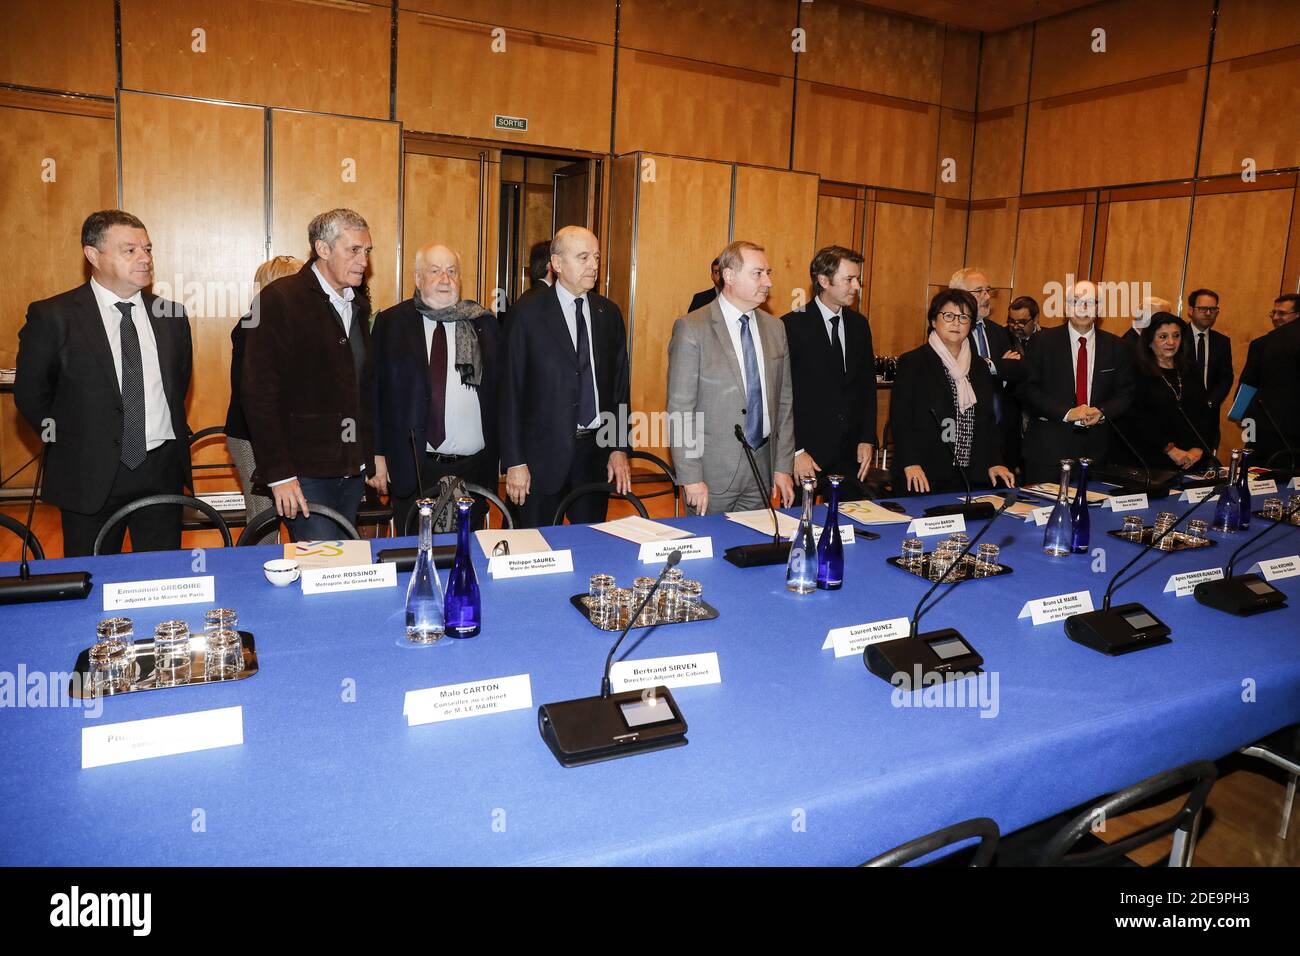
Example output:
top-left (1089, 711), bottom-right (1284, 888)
top-left (927, 330), bottom-right (977, 414)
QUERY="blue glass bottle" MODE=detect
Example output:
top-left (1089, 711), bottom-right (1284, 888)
top-left (786, 477), bottom-right (817, 594)
top-left (816, 474), bottom-right (845, 590)
top-left (1236, 446), bottom-right (1252, 530)
top-left (405, 499), bottom-right (446, 644)
top-left (444, 496), bottom-right (481, 637)
top-left (1213, 449), bottom-right (1243, 534)
top-left (1043, 459), bottom-right (1074, 557)
top-left (1070, 457), bottom-right (1091, 553)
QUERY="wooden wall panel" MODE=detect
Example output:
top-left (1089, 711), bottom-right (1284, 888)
top-left (1097, 197), bottom-right (1191, 310)
top-left (966, 199), bottom-right (1019, 291)
top-left (0, 104), bottom-right (116, 485)
top-left (867, 201), bottom-right (935, 357)
top-left (120, 92), bottom-right (266, 463)
top-left (732, 166), bottom-right (819, 315)
top-left (604, 154), bottom-right (638, 319)
top-left (1010, 203), bottom-right (1088, 319)
top-left (122, 0), bottom-right (391, 118)
top-left (972, 106), bottom-right (1026, 200)
top-left (816, 194), bottom-right (860, 254)
top-left (978, 25), bottom-right (1033, 112)
top-left (1022, 69), bottom-right (1205, 192)
top-left (801, 1), bottom-right (945, 103)
top-left (400, 0), bottom-right (616, 44)
top-left (620, 0), bottom-right (794, 76)
top-left (1200, 50), bottom-right (1300, 177)
top-left (794, 82), bottom-right (939, 193)
top-left (1212, 0), bottom-right (1300, 61)
top-left (270, 110), bottom-right (401, 312)
top-left (402, 152), bottom-right (489, 303)
top-left (616, 52), bottom-right (791, 168)
top-left (399, 12), bottom-right (614, 153)
top-left (1029, 0), bottom-right (1213, 101)
top-left (929, 198), bottom-right (970, 287)
top-left (940, 28), bottom-right (981, 112)
top-left (935, 109), bottom-right (975, 199)
top-left (0, 0), bottom-right (115, 96)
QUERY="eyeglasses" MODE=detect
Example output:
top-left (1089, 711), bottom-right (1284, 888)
top-left (970, 287), bottom-right (992, 295)
top-left (1269, 309), bottom-right (1298, 318)
top-left (936, 311), bottom-right (972, 325)
top-left (1190, 305), bottom-right (1220, 314)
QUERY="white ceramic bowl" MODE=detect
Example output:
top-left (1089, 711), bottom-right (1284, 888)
top-left (263, 558), bottom-right (301, 587)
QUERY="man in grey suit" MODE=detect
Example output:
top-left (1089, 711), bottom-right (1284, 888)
top-left (667, 240), bottom-right (795, 515)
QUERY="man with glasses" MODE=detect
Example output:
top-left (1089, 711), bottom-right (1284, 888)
top-left (1236, 293), bottom-right (1300, 468)
top-left (951, 267), bottom-right (1024, 473)
top-left (1019, 280), bottom-right (1135, 483)
top-left (1269, 293), bottom-right (1299, 329)
top-left (1186, 288), bottom-right (1232, 452)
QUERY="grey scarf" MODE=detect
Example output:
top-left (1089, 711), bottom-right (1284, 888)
top-left (412, 292), bottom-right (487, 388)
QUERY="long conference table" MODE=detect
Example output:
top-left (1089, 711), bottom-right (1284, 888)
top-left (3, 489), bottom-right (1299, 866)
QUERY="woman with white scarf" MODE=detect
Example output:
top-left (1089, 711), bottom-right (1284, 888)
top-left (889, 289), bottom-right (1016, 495)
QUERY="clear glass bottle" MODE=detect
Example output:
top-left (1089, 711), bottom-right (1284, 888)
top-left (1213, 449), bottom-right (1243, 534)
top-left (1070, 457), bottom-right (1091, 554)
top-left (786, 477), bottom-right (817, 594)
top-left (1043, 459), bottom-right (1074, 557)
top-left (1236, 446), bottom-right (1252, 531)
top-left (444, 496), bottom-right (481, 638)
top-left (816, 474), bottom-right (845, 590)
top-left (405, 498), bottom-right (446, 643)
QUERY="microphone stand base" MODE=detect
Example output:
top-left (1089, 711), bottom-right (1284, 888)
top-left (1064, 602), bottom-right (1172, 655)
top-left (1193, 574), bottom-right (1287, 616)
top-left (538, 686), bottom-right (687, 767)
top-left (723, 542), bottom-right (792, 567)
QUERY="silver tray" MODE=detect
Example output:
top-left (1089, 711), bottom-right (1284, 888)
top-left (884, 555), bottom-right (1012, 582)
top-left (1105, 527), bottom-right (1217, 550)
top-left (1252, 510), bottom-right (1300, 526)
top-left (67, 630), bottom-right (259, 699)
top-left (569, 594), bottom-right (719, 631)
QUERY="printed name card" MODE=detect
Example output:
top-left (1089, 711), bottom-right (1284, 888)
top-left (103, 576), bottom-right (215, 611)
top-left (301, 562), bottom-right (397, 595)
top-left (403, 674), bottom-right (533, 727)
top-left (1018, 590), bottom-right (1095, 626)
top-left (1164, 567), bottom-right (1224, 597)
top-left (1248, 479), bottom-right (1278, 496)
top-left (82, 706), bottom-right (243, 769)
top-left (1181, 487), bottom-right (1219, 504)
top-left (1291, 478), bottom-right (1300, 490)
top-left (1107, 493), bottom-right (1149, 513)
top-left (1248, 555), bottom-right (1300, 582)
top-left (196, 492), bottom-right (246, 512)
top-left (906, 514), bottom-right (967, 537)
top-left (822, 617), bottom-right (909, 658)
top-left (803, 524), bottom-right (856, 545)
top-left (639, 537), bottom-right (713, 563)
top-left (608, 652), bottom-right (721, 692)
top-left (1031, 505), bottom-right (1054, 526)
top-left (488, 549), bottom-right (574, 578)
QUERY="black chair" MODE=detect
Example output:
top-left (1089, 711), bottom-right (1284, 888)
top-left (862, 817), bottom-right (999, 867)
top-left (1240, 724), bottom-right (1300, 839)
top-left (93, 494), bottom-right (233, 555)
top-left (187, 425), bottom-right (236, 479)
top-left (552, 482), bottom-right (648, 526)
top-left (236, 502), bottom-right (361, 546)
top-left (627, 450), bottom-right (681, 517)
top-left (998, 760), bottom-right (1217, 867)
top-left (401, 482), bottom-right (517, 536)
top-left (0, 513), bottom-right (45, 561)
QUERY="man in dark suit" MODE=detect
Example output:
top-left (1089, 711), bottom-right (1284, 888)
top-left (1001, 295), bottom-right (1041, 474)
top-left (951, 267), bottom-right (1023, 475)
top-left (1018, 280), bottom-right (1136, 483)
top-left (687, 257), bottom-right (721, 313)
top-left (15, 209), bottom-right (192, 557)
top-left (371, 243), bottom-right (499, 534)
top-left (1238, 296), bottom-right (1300, 469)
top-left (242, 208), bottom-right (378, 541)
top-left (1185, 287), bottom-right (1233, 452)
top-left (499, 225), bottom-right (631, 527)
top-left (780, 245), bottom-right (876, 501)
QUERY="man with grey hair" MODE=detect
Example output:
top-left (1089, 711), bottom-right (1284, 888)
top-left (951, 266), bottom-right (1023, 472)
top-left (242, 207), bottom-right (378, 540)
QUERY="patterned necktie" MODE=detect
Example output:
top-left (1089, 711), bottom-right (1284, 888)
top-left (829, 313), bottom-right (845, 373)
top-left (975, 320), bottom-right (1002, 422)
top-left (574, 297), bottom-right (597, 427)
top-left (1075, 335), bottom-right (1089, 408)
top-left (739, 313), bottom-right (764, 447)
top-left (426, 321), bottom-right (447, 450)
top-left (116, 301), bottom-right (147, 469)
top-left (1196, 332), bottom-right (1207, 386)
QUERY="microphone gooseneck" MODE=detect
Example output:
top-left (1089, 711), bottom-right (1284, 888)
top-left (1225, 501), bottom-right (1300, 578)
top-left (601, 550), bottom-right (682, 698)
top-left (734, 424), bottom-right (780, 544)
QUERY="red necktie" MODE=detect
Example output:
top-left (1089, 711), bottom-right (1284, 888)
top-left (1074, 335), bottom-right (1088, 407)
top-left (426, 322), bottom-right (447, 450)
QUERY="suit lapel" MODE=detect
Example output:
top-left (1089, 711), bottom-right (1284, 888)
top-left (756, 312), bottom-right (782, 423)
top-left (709, 299), bottom-right (744, 392)
top-left (545, 286), bottom-right (578, 365)
top-left (75, 283), bottom-right (121, 394)
top-left (142, 293), bottom-right (177, 404)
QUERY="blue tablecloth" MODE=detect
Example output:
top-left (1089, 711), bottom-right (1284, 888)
top-left (2, 493), bottom-right (1299, 865)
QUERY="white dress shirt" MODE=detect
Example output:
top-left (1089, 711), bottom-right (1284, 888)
top-left (89, 277), bottom-right (175, 450)
top-left (312, 262), bottom-right (354, 335)
top-left (813, 295), bottom-right (847, 368)
top-left (554, 282), bottom-right (603, 430)
top-left (1066, 323), bottom-right (1097, 415)
top-left (717, 293), bottom-right (771, 440)
top-left (424, 317), bottom-right (485, 456)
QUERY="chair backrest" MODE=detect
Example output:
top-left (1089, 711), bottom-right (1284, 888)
top-left (0, 513), bottom-right (45, 562)
top-left (187, 426), bottom-right (234, 474)
top-left (402, 482), bottom-right (517, 535)
top-left (627, 450), bottom-right (681, 516)
top-left (552, 482), bottom-right (648, 526)
top-left (1038, 760), bottom-right (1218, 866)
top-left (236, 502), bottom-right (361, 546)
top-left (862, 817), bottom-right (1000, 867)
top-left (93, 494), bottom-right (233, 555)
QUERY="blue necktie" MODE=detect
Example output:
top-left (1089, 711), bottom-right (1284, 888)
top-left (974, 320), bottom-right (1002, 424)
top-left (739, 313), bottom-right (764, 448)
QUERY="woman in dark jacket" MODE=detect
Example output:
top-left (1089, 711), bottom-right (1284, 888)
top-left (1114, 312), bottom-right (1212, 470)
top-left (890, 288), bottom-right (1015, 494)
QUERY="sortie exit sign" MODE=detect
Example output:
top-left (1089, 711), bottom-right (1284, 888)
top-left (494, 115), bottom-right (528, 131)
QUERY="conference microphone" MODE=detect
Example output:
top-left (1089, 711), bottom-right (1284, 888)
top-left (863, 490), bottom-right (1016, 688)
top-left (922, 407), bottom-right (995, 520)
top-left (375, 428), bottom-right (456, 572)
top-left (0, 442), bottom-right (92, 606)
top-left (722, 423), bottom-right (791, 567)
top-left (539, 550), bottom-right (688, 767)
top-left (1194, 499), bottom-right (1300, 615)
top-left (1063, 482), bottom-right (1231, 655)
top-left (1101, 415), bottom-right (1165, 498)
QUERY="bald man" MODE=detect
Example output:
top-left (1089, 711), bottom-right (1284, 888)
top-left (499, 225), bottom-right (631, 527)
top-left (371, 243), bottom-right (500, 534)
top-left (1019, 280), bottom-right (1135, 483)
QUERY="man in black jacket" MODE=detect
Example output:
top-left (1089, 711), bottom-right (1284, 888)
top-left (1238, 297), bottom-right (1300, 470)
top-left (687, 258), bottom-right (721, 314)
top-left (780, 245), bottom-right (876, 500)
top-left (371, 243), bottom-right (499, 534)
top-left (951, 267), bottom-right (1024, 473)
top-left (499, 225), bottom-right (631, 527)
top-left (15, 209), bottom-right (192, 557)
top-left (1185, 287), bottom-right (1233, 452)
top-left (241, 208), bottom-right (378, 541)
